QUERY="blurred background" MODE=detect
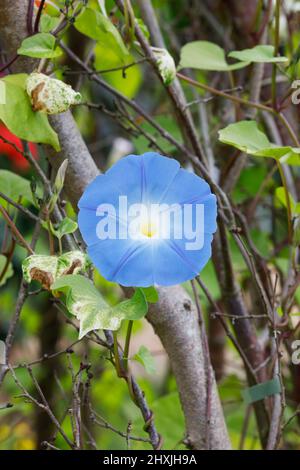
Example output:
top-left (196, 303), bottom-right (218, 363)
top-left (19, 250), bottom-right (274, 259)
top-left (1, 0), bottom-right (300, 450)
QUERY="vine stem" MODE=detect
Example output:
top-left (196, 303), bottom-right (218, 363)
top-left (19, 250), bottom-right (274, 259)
top-left (0, 239), bottom-right (15, 285)
top-left (277, 162), bottom-right (293, 245)
top-left (0, 204), bottom-right (34, 254)
top-left (124, 320), bottom-right (133, 371)
top-left (0, 54), bottom-right (18, 73)
top-left (272, 0), bottom-right (281, 109)
top-left (113, 330), bottom-right (123, 378)
top-left (112, 328), bottom-right (136, 401)
top-left (277, 112), bottom-right (300, 147)
top-left (177, 72), bottom-right (273, 114)
top-left (27, 0), bottom-right (35, 34)
top-left (34, 0), bottom-right (46, 33)
top-left (64, 58), bottom-right (148, 76)
top-left (45, 212), bottom-right (55, 256)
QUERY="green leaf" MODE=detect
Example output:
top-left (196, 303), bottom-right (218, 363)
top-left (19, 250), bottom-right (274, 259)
top-left (0, 74), bottom-right (60, 151)
top-left (113, 288), bottom-right (148, 320)
top-left (22, 251), bottom-right (90, 290)
top-left (0, 170), bottom-right (34, 206)
top-left (51, 276), bottom-right (149, 339)
top-left (51, 217), bottom-right (78, 240)
top-left (17, 33), bottom-right (62, 59)
top-left (275, 187), bottom-right (300, 215)
top-left (0, 254), bottom-right (14, 287)
top-left (178, 41), bottom-right (249, 71)
top-left (141, 286), bottom-right (159, 303)
top-left (40, 14), bottom-right (60, 33)
top-left (219, 120), bottom-right (271, 151)
top-left (218, 121), bottom-right (300, 166)
top-left (75, 7), bottom-right (129, 61)
top-left (52, 275), bottom-right (114, 338)
top-left (0, 81), bottom-right (5, 105)
top-left (133, 346), bottom-right (156, 374)
top-left (229, 45), bottom-right (288, 64)
top-left (276, 187), bottom-right (295, 211)
top-left (51, 275), bottom-right (117, 338)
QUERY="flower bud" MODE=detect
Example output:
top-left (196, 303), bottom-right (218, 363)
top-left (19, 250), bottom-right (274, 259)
top-left (26, 72), bottom-right (81, 114)
top-left (152, 48), bottom-right (176, 86)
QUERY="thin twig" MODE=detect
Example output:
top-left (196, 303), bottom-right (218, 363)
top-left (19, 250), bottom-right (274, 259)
top-left (0, 204), bottom-right (35, 254)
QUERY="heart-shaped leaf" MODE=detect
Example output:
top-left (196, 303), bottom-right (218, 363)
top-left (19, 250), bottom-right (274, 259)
top-left (51, 217), bottom-right (78, 240)
top-left (40, 15), bottom-right (60, 33)
top-left (17, 33), bottom-right (62, 59)
top-left (0, 74), bottom-right (60, 150)
top-left (219, 121), bottom-right (300, 166)
top-left (51, 275), bottom-right (148, 339)
top-left (141, 286), bottom-right (159, 303)
top-left (228, 45), bottom-right (288, 64)
top-left (178, 41), bottom-right (249, 71)
top-left (112, 288), bottom-right (147, 320)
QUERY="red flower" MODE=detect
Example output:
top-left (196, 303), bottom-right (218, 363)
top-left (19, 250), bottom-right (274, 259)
top-left (0, 124), bottom-right (38, 171)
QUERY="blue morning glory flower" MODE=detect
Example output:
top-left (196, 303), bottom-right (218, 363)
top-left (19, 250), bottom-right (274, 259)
top-left (78, 152), bottom-right (217, 287)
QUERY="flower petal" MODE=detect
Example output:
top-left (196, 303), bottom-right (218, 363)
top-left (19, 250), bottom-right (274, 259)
top-left (161, 167), bottom-right (210, 202)
top-left (160, 168), bottom-right (217, 233)
top-left (88, 240), bottom-right (154, 287)
top-left (78, 206), bottom-right (128, 246)
top-left (139, 152), bottom-right (180, 204)
top-left (78, 153), bottom-right (218, 287)
top-left (152, 234), bottom-right (213, 286)
top-left (78, 157), bottom-right (142, 211)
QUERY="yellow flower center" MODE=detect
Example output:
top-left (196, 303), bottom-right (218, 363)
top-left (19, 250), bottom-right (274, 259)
top-left (140, 219), bottom-right (157, 238)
